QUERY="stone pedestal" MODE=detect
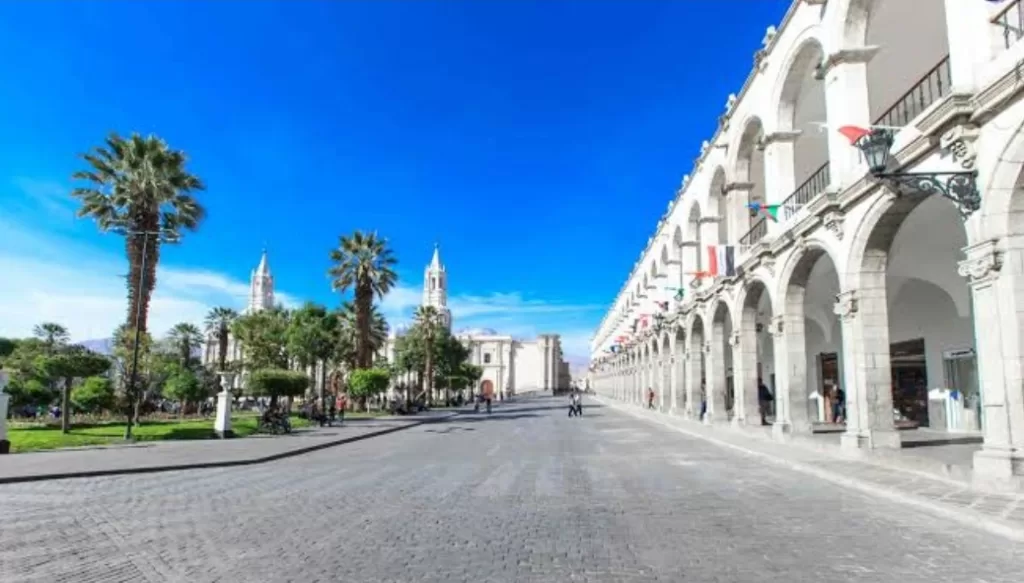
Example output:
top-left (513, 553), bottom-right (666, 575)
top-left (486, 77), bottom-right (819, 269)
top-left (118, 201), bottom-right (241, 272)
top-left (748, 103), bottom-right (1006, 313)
top-left (0, 371), bottom-right (11, 454)
top-left (214, 372), bottom-right (237, 439)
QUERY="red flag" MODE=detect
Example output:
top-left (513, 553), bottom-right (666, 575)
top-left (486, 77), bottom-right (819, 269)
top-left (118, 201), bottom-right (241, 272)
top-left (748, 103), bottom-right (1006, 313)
top-left (837, 125), bottom-right (870, 145)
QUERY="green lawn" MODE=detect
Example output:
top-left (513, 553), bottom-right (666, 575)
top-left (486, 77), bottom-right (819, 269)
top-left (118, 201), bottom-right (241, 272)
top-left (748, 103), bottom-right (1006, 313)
top-left (7, 414), bottom-right (312, 453)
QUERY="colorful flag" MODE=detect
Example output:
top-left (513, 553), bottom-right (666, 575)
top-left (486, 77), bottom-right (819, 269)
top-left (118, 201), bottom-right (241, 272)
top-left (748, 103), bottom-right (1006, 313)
top-left (747, 202), bottom-right (781, 222)
top-left (837, 125), bottom-right (871, 145)
top-left (706, 245), bottom-right (736, 277)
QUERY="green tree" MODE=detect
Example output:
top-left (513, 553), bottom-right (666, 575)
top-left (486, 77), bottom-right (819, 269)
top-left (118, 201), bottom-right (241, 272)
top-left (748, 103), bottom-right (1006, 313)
top-left (434, 331), bottom-right (471, 403)
top-left (40, 346), bottom-right (111, 433)
top-left (5, 378), bottom-right (53, 411)
top-left (287, 302), bottom-right (337, 399)
top-left (327, 231), bottom-right (397, 368)
top-left (413, 305), bottom-right (443, 406)
top-left (32, 322), bottom-right (70, 354)
top-left (0, 337), bottom-right (16, 358)
top-left (166, 322), bottom-right (203, 368)
top-left (348, 368), bottom-right (391, 411)
top-left (111, 322), bottom-right (155, 437)
top-left (232, 307), bottom-right (290, 370)
top-left (72, 132), bottom-right (206, 338)
top-left (247, 369), bottom-right (309, 406)
top-left (204, 306), bottom-right (238, 372)
top-left (163, 366), bottom-right (209, 415)
top-left (71, 376), bottom-right (116, 414)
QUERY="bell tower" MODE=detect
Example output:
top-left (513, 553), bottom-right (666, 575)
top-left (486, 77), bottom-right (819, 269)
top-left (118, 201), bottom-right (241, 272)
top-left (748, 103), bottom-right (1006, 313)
top-left (248, 249), bottom-right (274, 313)
top-left (422, 244), bottom-right (452, 330)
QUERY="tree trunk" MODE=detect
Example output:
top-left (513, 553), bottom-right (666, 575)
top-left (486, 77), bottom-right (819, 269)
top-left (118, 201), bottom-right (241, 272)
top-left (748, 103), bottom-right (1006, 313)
top-left (61, 377), bottom-right (72, 434)
top-left (424, 347), bottom-right (433, 407)
top-left (218, 331), bottom-right (228, 371)
top-left (124, 228), bottom-right (160, 336)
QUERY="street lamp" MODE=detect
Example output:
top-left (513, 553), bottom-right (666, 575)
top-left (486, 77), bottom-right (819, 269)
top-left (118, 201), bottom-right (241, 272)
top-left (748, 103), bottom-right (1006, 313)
top-left (854, 128), bottom-right (981, 218)
top-left (0, 369), bottom-right (10, 454)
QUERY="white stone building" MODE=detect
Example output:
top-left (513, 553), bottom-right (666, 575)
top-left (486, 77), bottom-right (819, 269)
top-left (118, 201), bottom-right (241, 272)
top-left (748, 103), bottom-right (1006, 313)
top-left (200, 250), bottom-right (276, 386)
top-left (588, 0), bottom-right (1024, 488)
top-left (381, 246), bottom-right (569, 398)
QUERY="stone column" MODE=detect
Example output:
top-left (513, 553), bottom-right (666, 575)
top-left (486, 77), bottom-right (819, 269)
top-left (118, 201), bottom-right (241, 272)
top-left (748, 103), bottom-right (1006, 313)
top-left (775, 307), bottom-right (812, 436)
top-left (762, 132), bottom-right (801, 236)
top-left (836, 288), bottom-right (900, 450)
top-left (706, 330), bottom-right (728, 424)
top-left (684, 350), bottom-right (700, 419)
top-left (0, 370), bottom-right (10, 454)
top-left (661, 352), bottom-right (671, 412)
top-left (942, 0), bottom-right (998, 92)
top-left (724, 183), bottom-right (753, 246)
top-left (669, 353), bottom-right (679, 414)
top-left (821, 50), bottom-right (875, 188)
top-left (732, 328), bottom-right (758, 427)
top-left (960, 241), bottom-right (1024, 486)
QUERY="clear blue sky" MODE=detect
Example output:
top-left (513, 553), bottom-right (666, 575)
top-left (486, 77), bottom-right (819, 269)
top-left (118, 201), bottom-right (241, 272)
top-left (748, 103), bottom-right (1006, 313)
top-left (0, 0), bottom-right (789, 359)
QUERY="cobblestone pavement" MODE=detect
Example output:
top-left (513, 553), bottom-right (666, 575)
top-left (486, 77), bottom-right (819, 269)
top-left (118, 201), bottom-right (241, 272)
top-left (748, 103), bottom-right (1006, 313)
top-left (1, 396), bottom-right (1022, 583)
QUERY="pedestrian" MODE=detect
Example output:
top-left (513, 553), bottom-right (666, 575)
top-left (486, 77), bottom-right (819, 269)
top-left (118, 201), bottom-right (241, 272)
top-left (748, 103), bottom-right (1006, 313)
top-left (758, 378), bottom-right (774, 426)
top-left (647, 387), bottom-right (655, 409)
top-left (831, 384), bottom-right (846, 423)
top-left (336, 392), bottom-right (348, 425)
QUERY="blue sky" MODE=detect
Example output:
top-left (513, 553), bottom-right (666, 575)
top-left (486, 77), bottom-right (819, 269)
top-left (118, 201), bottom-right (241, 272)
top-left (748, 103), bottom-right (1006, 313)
top-left (0, 0), bottom-right (788, 363)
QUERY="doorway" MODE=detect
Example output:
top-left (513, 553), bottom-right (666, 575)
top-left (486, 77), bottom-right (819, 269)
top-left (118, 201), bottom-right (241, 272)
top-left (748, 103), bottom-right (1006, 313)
top-left (891, 338), bottom-right (928, 427)
top-left (481, 379), bottom-right (495, 399)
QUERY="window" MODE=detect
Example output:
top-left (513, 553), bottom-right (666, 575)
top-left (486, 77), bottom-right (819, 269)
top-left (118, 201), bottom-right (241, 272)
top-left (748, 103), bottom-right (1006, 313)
top-left (483, 353), bottom-right (492, 364)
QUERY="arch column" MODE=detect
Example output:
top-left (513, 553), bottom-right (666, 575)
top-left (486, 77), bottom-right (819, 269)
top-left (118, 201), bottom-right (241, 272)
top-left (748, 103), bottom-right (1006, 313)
top-left (684, 348), bottom-right (701, 419)
top-left (707, 323), bottom-right (729, 424)
top-left (774, 309), bottom-right (812, 436)
top-left (660, 351), bottom-right (671, 411)
top-left (942, 0), bottom-right (997, 92)
top-left (835, 288), bottom-right (901, 450)
top-left (961, 240), bottom-right (1024, 485)
top-left (669, 352), bottom-right (679, 413)
top-left (821, 50), bottom-right (875, 188)
top-left (733, 326), bottom-right (759, 427)
top-left (723, 183), bottom-right (753, 245)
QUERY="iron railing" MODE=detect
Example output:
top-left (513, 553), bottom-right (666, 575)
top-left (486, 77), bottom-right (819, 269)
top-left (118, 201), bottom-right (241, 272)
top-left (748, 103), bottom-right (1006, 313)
top-left (873, 56), bottom-right (952, 129)
top-left (993, 0), bottom-right (1024, 50)
top-left (779, 161), bottom-right (830, 219)
top-left (739, 218), bottom-right (768, 247)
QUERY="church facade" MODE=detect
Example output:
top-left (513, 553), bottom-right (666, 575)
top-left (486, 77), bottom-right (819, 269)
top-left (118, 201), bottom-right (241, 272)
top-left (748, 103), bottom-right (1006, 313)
top-left (381, 246), bottom-right (570, 399)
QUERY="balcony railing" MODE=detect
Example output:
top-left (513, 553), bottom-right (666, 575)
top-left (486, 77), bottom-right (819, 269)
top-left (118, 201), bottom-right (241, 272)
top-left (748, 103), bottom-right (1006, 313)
top-left (739, 218), bottom-right (768, 247)
top-left (993, 0), bottom-right (1024, 51)
top-left (779, 161), bottom-right (830, 219)
top-left (873, 55), bottom-right (952, 129)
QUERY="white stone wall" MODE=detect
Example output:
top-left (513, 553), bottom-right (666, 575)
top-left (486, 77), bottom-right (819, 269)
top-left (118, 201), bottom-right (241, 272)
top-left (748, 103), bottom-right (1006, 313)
top-left (589, 0), bottom-right (1024, 486)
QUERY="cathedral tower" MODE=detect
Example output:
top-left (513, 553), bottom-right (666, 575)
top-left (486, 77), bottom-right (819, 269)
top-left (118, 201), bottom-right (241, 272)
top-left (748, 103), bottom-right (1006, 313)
top-left (248, 249), bottom-right (275, 313)
top-left (422, 244), bottom-right (452, 330)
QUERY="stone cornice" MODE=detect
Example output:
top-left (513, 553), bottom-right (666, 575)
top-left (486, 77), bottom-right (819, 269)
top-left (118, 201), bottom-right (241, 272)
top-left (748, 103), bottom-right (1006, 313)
top-left (760, 130), bottom-right (801, 146)
top-left (971, 57), bottom-right (1024, 124)
top-left (698, 216), bottom-right (722, 224)
top-left (723, 181), bottom-right (754, 194)
top-left (820, 46), bottom-right (880, 75)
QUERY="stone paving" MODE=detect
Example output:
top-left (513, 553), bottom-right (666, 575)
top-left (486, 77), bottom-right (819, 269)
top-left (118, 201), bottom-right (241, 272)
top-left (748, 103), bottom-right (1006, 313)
top-left (0, 411), bottom-right (456, 483)
top-left (0, 396), bottom-right (1021, 582)
top-left (604, 397), bottom-right (1024, 540)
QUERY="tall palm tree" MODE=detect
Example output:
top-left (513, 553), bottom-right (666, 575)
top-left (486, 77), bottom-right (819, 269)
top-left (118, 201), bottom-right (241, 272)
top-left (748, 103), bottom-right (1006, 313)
top-left (72, 132), bottom-right (206, 339)
top-left (204, 307), bottom-right (238, 371)
top-left (414, 305), bottom-right (442, 405)
top-left (33, 322), bottom-right (70, 354)
top-left (166, 322), bottom-right (203, 368)
top-left (327, 231), bottom-right (397, 368)
top-left (334, 301), bottom-right (389, 367)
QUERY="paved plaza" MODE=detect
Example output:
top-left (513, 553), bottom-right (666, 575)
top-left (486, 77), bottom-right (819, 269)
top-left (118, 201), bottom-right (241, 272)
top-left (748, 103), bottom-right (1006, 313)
top-left (1, 396), bottom-right (1022, 582)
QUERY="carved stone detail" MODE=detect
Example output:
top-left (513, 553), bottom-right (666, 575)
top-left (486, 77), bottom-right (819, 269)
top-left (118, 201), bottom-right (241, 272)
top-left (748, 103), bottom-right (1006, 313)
top-left (761, 256), bottom-right (775, 277)
top-left (940, 125), bottom-right (980, 171)
top-left (728, 332), bottom-right (741, 347)
top-left (834, 290), bottom-right (858, 321)
top-left (769, 316), bottom-right (785, 338)
top-left (704, 341), bottom-right (712, 354)
top-left (958, 241), bottom-right (1003, 284)
top-left (823, 211), bottom-right (844, 240)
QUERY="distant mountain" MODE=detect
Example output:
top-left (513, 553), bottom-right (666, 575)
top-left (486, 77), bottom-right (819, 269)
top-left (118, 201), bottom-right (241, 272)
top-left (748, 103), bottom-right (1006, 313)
top-left (79, 338), bottom-right (115, 355)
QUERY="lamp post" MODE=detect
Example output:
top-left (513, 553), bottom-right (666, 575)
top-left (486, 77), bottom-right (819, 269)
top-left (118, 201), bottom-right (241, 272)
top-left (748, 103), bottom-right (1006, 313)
top-left (0, 369), bottom-right (10, 454)
top-left (854, 128), bottom-right (981, 218)
top-left (215, 371), bottom-right (237, 438)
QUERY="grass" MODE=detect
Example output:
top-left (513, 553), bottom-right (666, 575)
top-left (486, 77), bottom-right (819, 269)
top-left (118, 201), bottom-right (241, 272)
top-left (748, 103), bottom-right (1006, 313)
top-left (7, 414), bottom-right (312, 453)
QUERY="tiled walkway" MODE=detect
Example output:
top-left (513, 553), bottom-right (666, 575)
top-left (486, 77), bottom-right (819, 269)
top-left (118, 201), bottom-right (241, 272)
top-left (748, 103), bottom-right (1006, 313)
top-left (598, 397), bottom-right (1024, 541)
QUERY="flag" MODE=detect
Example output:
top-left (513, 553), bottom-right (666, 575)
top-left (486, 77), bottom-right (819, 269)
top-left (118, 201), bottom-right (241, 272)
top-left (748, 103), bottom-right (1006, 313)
top-left (747, 202), bottom-right (781, 222)
top-left (673, 288), bottom-right (685, 301)
top-left (706, 245), bottom-right (736, 277)
top-left (656, 301), bottom-right (669, 311)
top-left (837, 125), bottom-right (870, 145)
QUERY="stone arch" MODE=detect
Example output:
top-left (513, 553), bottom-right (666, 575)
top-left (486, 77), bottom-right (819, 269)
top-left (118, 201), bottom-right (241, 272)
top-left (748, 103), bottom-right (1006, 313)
top-left (683, 198), bottom-right (703, 241)
top-left (846, 185), bottom-right (975, 436)
top-left (729, 115), bottom-right (767, 243)
top-left (735, 274), bottom-right (777, 427)
top-left (707, 298), bottom-right (734, 420)
top-left (977, 99), bottom-right (1024, 242)
top-left (706, 165), bottom-right (729, 244)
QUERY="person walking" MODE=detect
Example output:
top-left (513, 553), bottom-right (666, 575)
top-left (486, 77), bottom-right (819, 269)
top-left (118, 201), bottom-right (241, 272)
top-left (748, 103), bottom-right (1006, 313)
top-left (758, 378), bottom-right (774, 426)
top-left (647, 387), bottom-right (656, 410)
top-left (335, 392), bottom-right (348, 425)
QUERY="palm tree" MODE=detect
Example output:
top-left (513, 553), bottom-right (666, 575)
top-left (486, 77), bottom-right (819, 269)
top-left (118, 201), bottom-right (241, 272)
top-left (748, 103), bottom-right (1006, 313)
top-left (414, 305), bottom-right (442, 406)
top-left (72, 132), bottom-right (206, 338)
top-left (327, 231), bottom-right (397, 368)
top-left (166, 322), bottom-right (203, 368)
top-left (33, 322), bottom-right (70, 354)
top-left (204, 307), bottom-right (238, 371)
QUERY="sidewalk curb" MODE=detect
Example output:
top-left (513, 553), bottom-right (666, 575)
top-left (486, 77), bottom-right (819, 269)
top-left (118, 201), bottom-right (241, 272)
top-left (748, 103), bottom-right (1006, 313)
top-left (0, 412), bottom-right (460, 486)
top-left (596, 396), bottom-right (1024, 543)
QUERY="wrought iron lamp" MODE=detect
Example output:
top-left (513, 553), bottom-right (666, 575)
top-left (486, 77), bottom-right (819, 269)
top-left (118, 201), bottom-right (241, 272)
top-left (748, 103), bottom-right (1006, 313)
top-left (854, 129), bottom-right (980, 218)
